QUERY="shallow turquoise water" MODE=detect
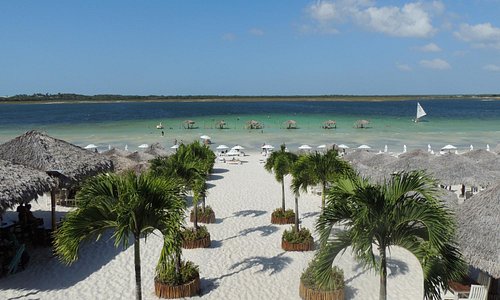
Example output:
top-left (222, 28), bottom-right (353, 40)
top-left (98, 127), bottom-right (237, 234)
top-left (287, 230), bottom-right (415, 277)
top-left (0, 100), bottom-right (499, 152)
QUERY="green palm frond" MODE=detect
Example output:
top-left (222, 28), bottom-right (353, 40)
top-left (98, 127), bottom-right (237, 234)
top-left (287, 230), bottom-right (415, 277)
top-left (313, 171), bottom-right (466, 300)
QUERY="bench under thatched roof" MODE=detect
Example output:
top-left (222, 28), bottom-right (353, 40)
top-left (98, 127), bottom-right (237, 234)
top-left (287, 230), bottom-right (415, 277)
top-left (0, 130), bottom-right (113, 187)
top-left (0, 159), bottom-right (55, 213)
top-left (457, 181), bottom-right (500, 278)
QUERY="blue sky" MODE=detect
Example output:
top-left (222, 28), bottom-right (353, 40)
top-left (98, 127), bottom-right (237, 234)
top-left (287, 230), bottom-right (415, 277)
top-left (1, 0), bottom-right (500, 96)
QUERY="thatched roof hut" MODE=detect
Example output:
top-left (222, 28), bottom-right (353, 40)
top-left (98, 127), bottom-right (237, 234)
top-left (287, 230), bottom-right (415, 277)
top-left (102, 148), bottom-right (130, 157)
top-left (430, 153), bottom-right (496, 187)
top-left (0, 130), bottom-right (113, 187)
top-left (322, 120), bottom-right (336, 129)
top-left (246, 120), bottom-right (262, 129)
top-left (183, 120), bottom-right (196, 129)
top-left (0, 160), bottom-right (56, 213)
top-left (126, 151), bottom-right (155, 163)
top-left (283, 120), bottom-right (297, 129)
top-left (457, 181), bottom-right (500, 278)
top-left (144, 143), bottom-right (169, 157)
top-left (216, 120), bottom-right (226, 129)
top-left (354, 119), bottom-right (370, 128)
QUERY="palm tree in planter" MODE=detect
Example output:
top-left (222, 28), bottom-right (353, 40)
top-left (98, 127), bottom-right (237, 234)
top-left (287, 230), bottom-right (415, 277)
top-left (292, 149), bottom-right (353, 210)
top-left (264, 144), bottom-right (298, 224)
top-left (150, 144), bottom-right (211, 248)
top-left (280, 157), bottom-right (318, 252)
top-left (185, 141), bottom-right (216, 223)
top-left (54, 171), bottom-right (186, 300)
top-left (314, 171), bottom-right (467, 300)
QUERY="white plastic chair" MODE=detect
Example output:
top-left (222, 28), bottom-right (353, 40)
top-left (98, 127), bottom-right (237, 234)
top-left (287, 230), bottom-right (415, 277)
top-left (467, 285), bottom-right (488, 300)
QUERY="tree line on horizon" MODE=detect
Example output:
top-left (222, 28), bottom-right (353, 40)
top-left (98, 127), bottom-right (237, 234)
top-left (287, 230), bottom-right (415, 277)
top-left (1, 93), bottom-right (497, 102)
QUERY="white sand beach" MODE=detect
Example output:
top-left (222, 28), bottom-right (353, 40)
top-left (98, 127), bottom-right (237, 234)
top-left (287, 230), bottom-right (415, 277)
top-left (0, 152), bottom-right (423, 300)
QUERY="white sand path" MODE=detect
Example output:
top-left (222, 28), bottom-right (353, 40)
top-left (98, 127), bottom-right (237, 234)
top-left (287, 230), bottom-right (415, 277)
top-left (0, 153), bottom-right (423, 300)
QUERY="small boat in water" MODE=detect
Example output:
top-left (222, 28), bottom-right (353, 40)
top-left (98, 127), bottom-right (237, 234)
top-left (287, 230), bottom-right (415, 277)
top-left (156, 122), bottom-right (164, 129)
top-left (414, 102), bottom-right (427, 123)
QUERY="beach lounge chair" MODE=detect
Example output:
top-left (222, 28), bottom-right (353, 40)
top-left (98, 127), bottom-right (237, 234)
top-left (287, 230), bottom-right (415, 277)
top-left (467, 285), bottom-right (488, 300)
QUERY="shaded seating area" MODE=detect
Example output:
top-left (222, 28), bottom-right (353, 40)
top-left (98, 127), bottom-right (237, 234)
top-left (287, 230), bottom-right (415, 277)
top-left (246, 120), bottom-right (262, 129)
top-left (322, 120), bottom-right (336, 129)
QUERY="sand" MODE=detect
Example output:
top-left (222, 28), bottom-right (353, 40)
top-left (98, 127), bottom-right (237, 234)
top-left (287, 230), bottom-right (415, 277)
top-left (0, 153), bottom-right (423, 300)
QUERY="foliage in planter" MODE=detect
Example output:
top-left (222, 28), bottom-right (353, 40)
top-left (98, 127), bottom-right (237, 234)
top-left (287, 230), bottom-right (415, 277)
top-left (272, 208), bottom-right (295, 218)
top-left (282, 227), bottom-right (312, 244)
top-left (155, 259), bottom-right (199, 286)
top-left (191, 206), bottom-right (214, 216)
top-left (181, 226), bottom-right (210, 242)
top-left (301, 259), bottom-right (344, 292)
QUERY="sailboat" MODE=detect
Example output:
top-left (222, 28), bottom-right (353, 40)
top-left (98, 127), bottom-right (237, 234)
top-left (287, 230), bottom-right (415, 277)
top-left (415, 102), bottom-right (427, 122)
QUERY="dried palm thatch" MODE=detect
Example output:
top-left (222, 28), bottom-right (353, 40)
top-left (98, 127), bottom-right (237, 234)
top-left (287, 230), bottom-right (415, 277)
top-left (246, 120), bottom-right (262, 129)
top-left (0, 159), bottom-right (55, 213)
top-left (127, 151), bottom-right (155, 163)
top-left (144, 142), bottom-right (169, 157)
top-left (430, 153), bottom-right (496, 187)
top-left (322, 120), bottom-right (336, 129)
top-left (102, 148), bottom-right (130, 157)
top-left (384, 149), bottom-right (435, 174)
top-left (283, 120), bottom-right (297, 129)
top-left (0, 130), bottom-right (113, 187)
top-left (457, 181), bottom-right (500, 278)
top-left (462, 149), bottom-right (500, 173)
top-left (354, 119), bottom-right (370, 128)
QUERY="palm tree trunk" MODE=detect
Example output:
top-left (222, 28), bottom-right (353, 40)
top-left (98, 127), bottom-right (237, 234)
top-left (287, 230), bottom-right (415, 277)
top-left (281, 177), bottom-right (286, 211)
top-left (201, 193), bottom-right (206, 213)
top-left (379, 246), bottom-right (387, 300)
top-left (175, 249), bottom-right (181, 281)
top-left (294, 195), bottom-right (299, 232)
top-left (321, 182), bottom-right (326, 209)
top-left (134, 234), bottom-right (142, 300)
top-left (193, 201), bottom-right (199, 231)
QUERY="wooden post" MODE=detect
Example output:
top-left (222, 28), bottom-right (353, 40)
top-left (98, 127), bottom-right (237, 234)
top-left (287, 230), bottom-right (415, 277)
top-left (51, 188), bottom-right (57, 230)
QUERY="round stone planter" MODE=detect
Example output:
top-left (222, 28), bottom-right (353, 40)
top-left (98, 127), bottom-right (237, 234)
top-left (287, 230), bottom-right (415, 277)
top-left (282, 237), bottom-right (314, 251)
top-left (271, 211), bottom-right (295, 225)
top-left (154, 275), bottom-right (200, 299)
top-left (182, 233), bottom-right (211, 249)
top-left (190, 210), bottom-right (216, 224)
top-left (299, 279), bottom-right (344, 300)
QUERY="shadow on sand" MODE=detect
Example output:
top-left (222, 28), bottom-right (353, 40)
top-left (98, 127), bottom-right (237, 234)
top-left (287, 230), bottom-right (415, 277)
top-left (1, 231), bottom-right (130, 294)
top-left (201, 252), bottom-right (292, 295)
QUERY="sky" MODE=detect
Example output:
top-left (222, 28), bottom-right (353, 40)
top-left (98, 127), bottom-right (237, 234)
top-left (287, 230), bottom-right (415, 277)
top-left (1, 0), bottom-right (500, 96)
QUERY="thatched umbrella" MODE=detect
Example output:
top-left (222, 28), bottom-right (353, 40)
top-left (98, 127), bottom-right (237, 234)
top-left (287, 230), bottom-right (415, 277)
top-left (457, 181), bottom-right (500, 278)
top-left (355, 119), bottom-right (370, 128)
top-left (383, 149), bottom-right (435, 174)
top-left (102, 147), bottom-right (130, 157)
top-left (283, 120), bottom-right (297, 129)
top-left (183, 120), bottom-right (196, 129)
top-left (0, 160), bottom-right (55, 213)
top-left (144, 142), bottom-right (169, 157)
top-left (430, 153), bottom-right (496, 187)
top-left (462, 149), bottom-right (500, 175)
top-left (127, 151), bottom-right (155, 163)
top-left (216, 120), bottom-right (226, 129)
top-left (0, 130), bottom-right (113, 229)
top-left (0, 130), bottom-right (113, 187)
top-left (322, 120), bottom-right (336, 129)
top-left (246, 120), bottom-right (262, 129)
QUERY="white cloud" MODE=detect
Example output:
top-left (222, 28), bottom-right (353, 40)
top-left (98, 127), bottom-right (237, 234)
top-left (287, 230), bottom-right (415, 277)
top-left (483, 64), bottom-right (500, 72)
top-left (304, 1), bottom-right (440, 38)
top-left (420, 58), bottom-right (451, 70)
top-left (308, 1), bottom-right (338, 23)
top-left (417, 42), bottom-right (441, 52)
top-left (454, 23), bottom-right (500, 49)
top-left (249, 28), bottom-right (264, 36)
top-left (396, 63), bottom-right (412, 71)
top-left (354, 3), bottom-right (436, 38)
top-left (222, 33), bottom-right (236, 41)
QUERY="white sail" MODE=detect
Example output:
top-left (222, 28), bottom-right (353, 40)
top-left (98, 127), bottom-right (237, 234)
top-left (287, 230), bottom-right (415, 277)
top-left (415, 102), bottom-right (427, 122)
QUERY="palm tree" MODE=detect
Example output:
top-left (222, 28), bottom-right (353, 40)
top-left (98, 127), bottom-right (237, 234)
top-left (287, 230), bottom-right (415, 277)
top-left (150, 141), bottom-right (212, 231)
top-left (314, 171), bottom-right (466, 300)
top-left (54, 171), bottom-right (185, 300)
top-left (264, 144), bottom-right (298, 212)
top-left (292, 149), bottom-right (353, 209)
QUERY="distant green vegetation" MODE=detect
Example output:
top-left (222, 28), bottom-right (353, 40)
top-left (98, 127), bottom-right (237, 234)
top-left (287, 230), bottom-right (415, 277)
top-left (1, 93), bottom-right (499, 103)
